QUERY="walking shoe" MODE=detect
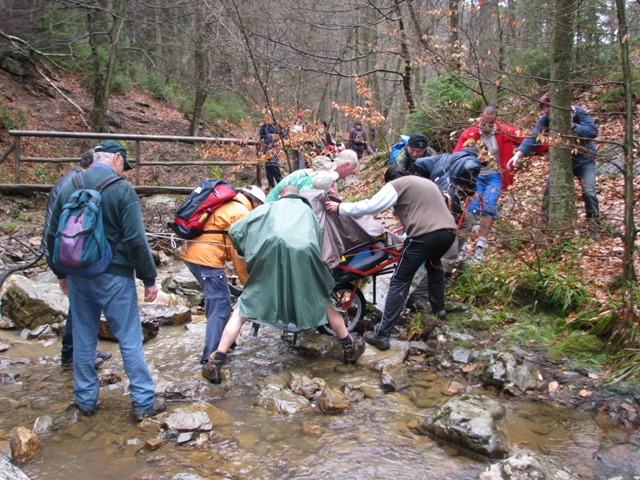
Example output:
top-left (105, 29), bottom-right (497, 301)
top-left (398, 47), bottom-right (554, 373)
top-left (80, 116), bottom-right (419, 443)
top-left (202, 358), bottom-right (224, 384)
top-left (96, 351), bottom-right (112, 361)
top-left (62, 356), bottom-right (105, 370)
top-left (435, 309), bottom-right (447, 320)
top-left (75, 402), bottom-right (97, 417)
top-left (342, 335), bottom-right (365, 365)
top-left (133, 398), bottom-right (167, 422)
top-left (363, 331), bottom-right (390, 351)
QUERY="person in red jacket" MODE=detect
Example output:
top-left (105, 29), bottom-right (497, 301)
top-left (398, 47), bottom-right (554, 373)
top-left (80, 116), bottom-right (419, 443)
top-left (452, 106), bottom-right (527, 261)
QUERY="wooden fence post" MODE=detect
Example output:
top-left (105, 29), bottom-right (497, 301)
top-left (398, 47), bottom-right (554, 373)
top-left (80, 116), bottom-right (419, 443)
top-left (14, 135), bottom-right (21, 184)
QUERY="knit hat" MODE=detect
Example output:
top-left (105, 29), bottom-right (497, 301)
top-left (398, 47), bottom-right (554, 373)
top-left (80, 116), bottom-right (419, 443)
top-left (94, 140), bottom-right (132, 171)
top-left (539, 92), bottom-right (552, 108)
top-left (407, 133), bottom-right (429, 149)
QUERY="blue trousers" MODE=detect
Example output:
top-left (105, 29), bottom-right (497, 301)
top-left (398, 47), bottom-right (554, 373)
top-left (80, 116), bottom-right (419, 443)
top-left (184, 262), bottom-right (232, 364)
top-left (543, 160), bottom-right (599, 218)
top-left (67, 273), bottom-right (155, 413)
top-left (468, 172), bottom-right (501, 218)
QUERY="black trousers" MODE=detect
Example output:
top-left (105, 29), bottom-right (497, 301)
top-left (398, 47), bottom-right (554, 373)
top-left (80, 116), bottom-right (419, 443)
top-left (377, 229), bottom-right (455, 338)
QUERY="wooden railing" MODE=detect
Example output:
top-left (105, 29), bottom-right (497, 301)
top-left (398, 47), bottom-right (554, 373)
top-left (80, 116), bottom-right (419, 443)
top-left (0, 131), bottom-right (260, 192)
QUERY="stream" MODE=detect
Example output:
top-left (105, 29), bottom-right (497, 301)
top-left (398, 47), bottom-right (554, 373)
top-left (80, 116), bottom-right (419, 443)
top-left (0, 266), bottom-right (637, 480)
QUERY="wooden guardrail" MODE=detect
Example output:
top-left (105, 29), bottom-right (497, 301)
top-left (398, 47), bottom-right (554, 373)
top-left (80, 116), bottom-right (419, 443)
top-left (0, 131), bottom-right (261, 190)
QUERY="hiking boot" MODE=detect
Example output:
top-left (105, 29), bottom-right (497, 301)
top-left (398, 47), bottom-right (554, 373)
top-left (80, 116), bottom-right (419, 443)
top-left (133, 398), bottom-right (167, 422)
top-left (342, 335), bottom-right (365, 365)
top-left (435, 309), bottom-right (447, 320)
top-left (75, 402), bottom-right (97, 417)
top-left (202, 358), bottom-right (224, 384)
top-left (96, 351), bottom-right (112, 361)
top-left (363, 331), bottom-right (390, 351)
top-left (62, 356), bottom-right (105, 370)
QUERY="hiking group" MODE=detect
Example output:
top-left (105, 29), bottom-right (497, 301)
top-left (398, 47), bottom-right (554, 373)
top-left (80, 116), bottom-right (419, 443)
top-left (45, 93), bottom-right (599, 421)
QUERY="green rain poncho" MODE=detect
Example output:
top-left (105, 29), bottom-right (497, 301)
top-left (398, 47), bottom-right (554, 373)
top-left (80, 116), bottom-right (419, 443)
top-left (229, 194), bottom-right (335, 328)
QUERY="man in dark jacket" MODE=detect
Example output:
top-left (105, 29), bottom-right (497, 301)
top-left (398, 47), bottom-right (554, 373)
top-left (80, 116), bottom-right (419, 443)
top-left (507, 92), bottom-right (600, 219)
top-left (47, 140), bottom-right (166, 422)
top-left (42, 148), bottom-right (111, 370)
top-left (393, 133), bottom-right (437, 173)
top-left (259, 111), bottom-right (285, 188)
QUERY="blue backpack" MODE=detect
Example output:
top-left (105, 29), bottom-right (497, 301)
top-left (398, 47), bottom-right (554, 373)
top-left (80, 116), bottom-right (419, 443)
top-left (388, 135), bottom-right (410, 164)
top-left (52, 173), bottom-right (123, 279)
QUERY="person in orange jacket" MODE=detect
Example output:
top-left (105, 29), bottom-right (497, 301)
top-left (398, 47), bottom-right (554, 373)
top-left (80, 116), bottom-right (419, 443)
top-left (180, 185), bottom-right (265, 370)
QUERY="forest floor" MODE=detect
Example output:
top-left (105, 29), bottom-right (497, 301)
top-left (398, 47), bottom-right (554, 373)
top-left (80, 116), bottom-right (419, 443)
top-left (1, 68), bottom-right (640, 432)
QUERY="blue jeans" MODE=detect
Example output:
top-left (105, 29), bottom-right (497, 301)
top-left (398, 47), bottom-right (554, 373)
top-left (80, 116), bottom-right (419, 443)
top-left (184, 262), bottom-right (232, 364)
top-left (543, 160), bottom-right (599, 218)
top-left (67, 273), bottom-right (155, 413)
top-left (468, 173), bottom-right (501, 218)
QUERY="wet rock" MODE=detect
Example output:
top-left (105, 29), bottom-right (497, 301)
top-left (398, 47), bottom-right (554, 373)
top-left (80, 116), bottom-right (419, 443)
top-left (174, 402), bottom-right (233, 427)
top-left (478, 452), bottom-right (581, 479)
top-left (0, 382), bottom-right (23, 393)
top-left (10, 427), bottom-right (40, 464)
top-left (381, 364), bottom-right (411, 392)
top-left (301, 421), bottom-right (323, 437)
top-left (32, 416), bottom-right (53, 435)
top-left (341, 383), bottom-right (365, 403)
top-left (409, 340), bottom-right (428, 355)
top-left (98, 317), bottom-right (159, 343)
top-left (0, 343), bottom-right (10, 353)
top-left (138, 418), bottom-right (162, 433)
top-left (482, 352), bottom-right (543, 396)
top-left (98, 369), bottom-right (123, 386)
top-left (0, 275), bottom-right (68, 329)
top-left (260, 424), bottom-right (283, 442)
top-left (176, 432), bottom-right (193, 445)
top-left (0, 457), bottom-right (31, 480)
top-left (316, 387), bottom-right (350, 413)
top-left (140, 304), bottom-right (191, 326)
top-left (26, 324), bottom-right (54, 340)
top-left (256, 384), bottom-right (311, 415)
top-left (163, 378), bottom-right (214, 400)
top-left (451, 347), bottom-right (472, 364)
top-left (595, 443), bottom-right (640, 477)
top-left (441, 380), bottom-right (466, 396)
top-left (289, 373), bottom-right (326, 400)
top-left (172, 474), bottom-right (208, 480)
top-left (358, 340), bottom-right (410, 371)
top-left (162, 273), bottom-right (204, 308)
top-left (145, 438), bottom-right (166, 451)
top-left (417, 395), bottom-right (509, 459)
top-left (163, 412), bottom-right (212, 432)
top-left (0, 373), bottom-right (20, 385)
top-left (0, 315), bottom-right (16, 330)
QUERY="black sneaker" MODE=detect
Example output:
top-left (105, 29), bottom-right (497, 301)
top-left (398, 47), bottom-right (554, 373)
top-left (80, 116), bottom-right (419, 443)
top-left (62, 356), bottom-right (105, 370)
top-left (363, 331), bottom-right (390, 351)
top-left (75, 402), bottom-right (97, 417)
top-left (133, 398), bottom-right (167, 422)
top-left (435, 309), bottom-right (447, 320)
top-left (342, 335), bottom-right (365, 365)
top-left (202, 359), bottom-right (224, 384)
top-left (96, 351), bottom-right (112, 361)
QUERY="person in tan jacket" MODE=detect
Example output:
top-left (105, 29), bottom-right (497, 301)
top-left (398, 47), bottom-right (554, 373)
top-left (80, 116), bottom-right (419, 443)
top-left (181, 185), bottom-right (265, 367)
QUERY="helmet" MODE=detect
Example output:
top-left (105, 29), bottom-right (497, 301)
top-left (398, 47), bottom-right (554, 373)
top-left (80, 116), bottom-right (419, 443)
top-left (241, 185), bottom-right (266, 205)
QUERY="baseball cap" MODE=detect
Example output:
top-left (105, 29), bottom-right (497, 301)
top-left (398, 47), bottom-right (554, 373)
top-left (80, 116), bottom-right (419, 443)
top-left (94, 140), bottom-right (132, 171)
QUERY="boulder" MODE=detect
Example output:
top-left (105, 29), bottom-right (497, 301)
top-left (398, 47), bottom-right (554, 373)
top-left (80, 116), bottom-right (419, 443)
top-left (0, 457), bottom-right (31, 480)
top-left (10, 427), bottom-right (40, 464)
top-left (478, 453), bottom-right (581, 479)
top-left (357, 340), bottom-right (410, 371)
top-left (316, 387), bottom-right (350, 413)
top-left (255, 384), bottom-right (311, 415)
top-left (381, 364), bottom-right (411, 392)
top-left (140, 304), bottom-right (191, 326)
top-left (98, 317), bottom-right (159, 343)
top-left (163, 412), bottom-right (212, 432)
top-left (32, 416), bottom-right (53, 435)
top-left (0, 275), bottom-right (68, 329)
top-left (289, 373), bottom-right (326, 400)
top-left (417, 395), bottom-right (509, 459)
top-left (0, 315), bottom-right (17, 330)
top-left (482, 352), bottom-right (543, 395)
top-left (162, 272), bottom-right (204, 308)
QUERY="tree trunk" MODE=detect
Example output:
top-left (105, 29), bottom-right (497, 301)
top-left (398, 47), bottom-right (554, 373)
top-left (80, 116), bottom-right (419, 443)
top-left (614, 0), bottom-right (637, 283)
top-left (89, 0), bottom-right (125, 132)
top-left (393, 0), bottom-right (415, 112)
top-left (478, 0), bottom-right (500, 105)
top-left (546, 0), bottom-right (577, 224)
top-left (448, 0), bottom-right (460, 70)
top-left (189, 8), bottom-right (208, 137)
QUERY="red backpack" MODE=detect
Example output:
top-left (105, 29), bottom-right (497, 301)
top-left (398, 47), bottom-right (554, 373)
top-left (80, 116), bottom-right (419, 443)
top-left (168, 179), bottom-right (237, 239)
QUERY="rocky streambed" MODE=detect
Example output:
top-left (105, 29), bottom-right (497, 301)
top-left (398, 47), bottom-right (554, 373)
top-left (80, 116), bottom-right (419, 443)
top-left (0, 262), bottom-right (639, 480)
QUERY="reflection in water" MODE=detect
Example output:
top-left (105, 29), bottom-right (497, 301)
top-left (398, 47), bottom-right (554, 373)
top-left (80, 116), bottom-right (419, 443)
top-left (0, 322), bottom-right (628, 479)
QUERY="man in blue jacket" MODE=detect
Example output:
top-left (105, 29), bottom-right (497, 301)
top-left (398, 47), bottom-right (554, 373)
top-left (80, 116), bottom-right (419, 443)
top-left (507, 92), bottom-right (600, 219)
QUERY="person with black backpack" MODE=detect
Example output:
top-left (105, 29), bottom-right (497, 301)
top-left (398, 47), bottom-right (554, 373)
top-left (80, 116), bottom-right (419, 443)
top-left (179, 184), bottom-right (265, 375)
top-left (46, 140), bottom-right (166, 422)
top-left (348, 120), bottom-right (368, 160)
